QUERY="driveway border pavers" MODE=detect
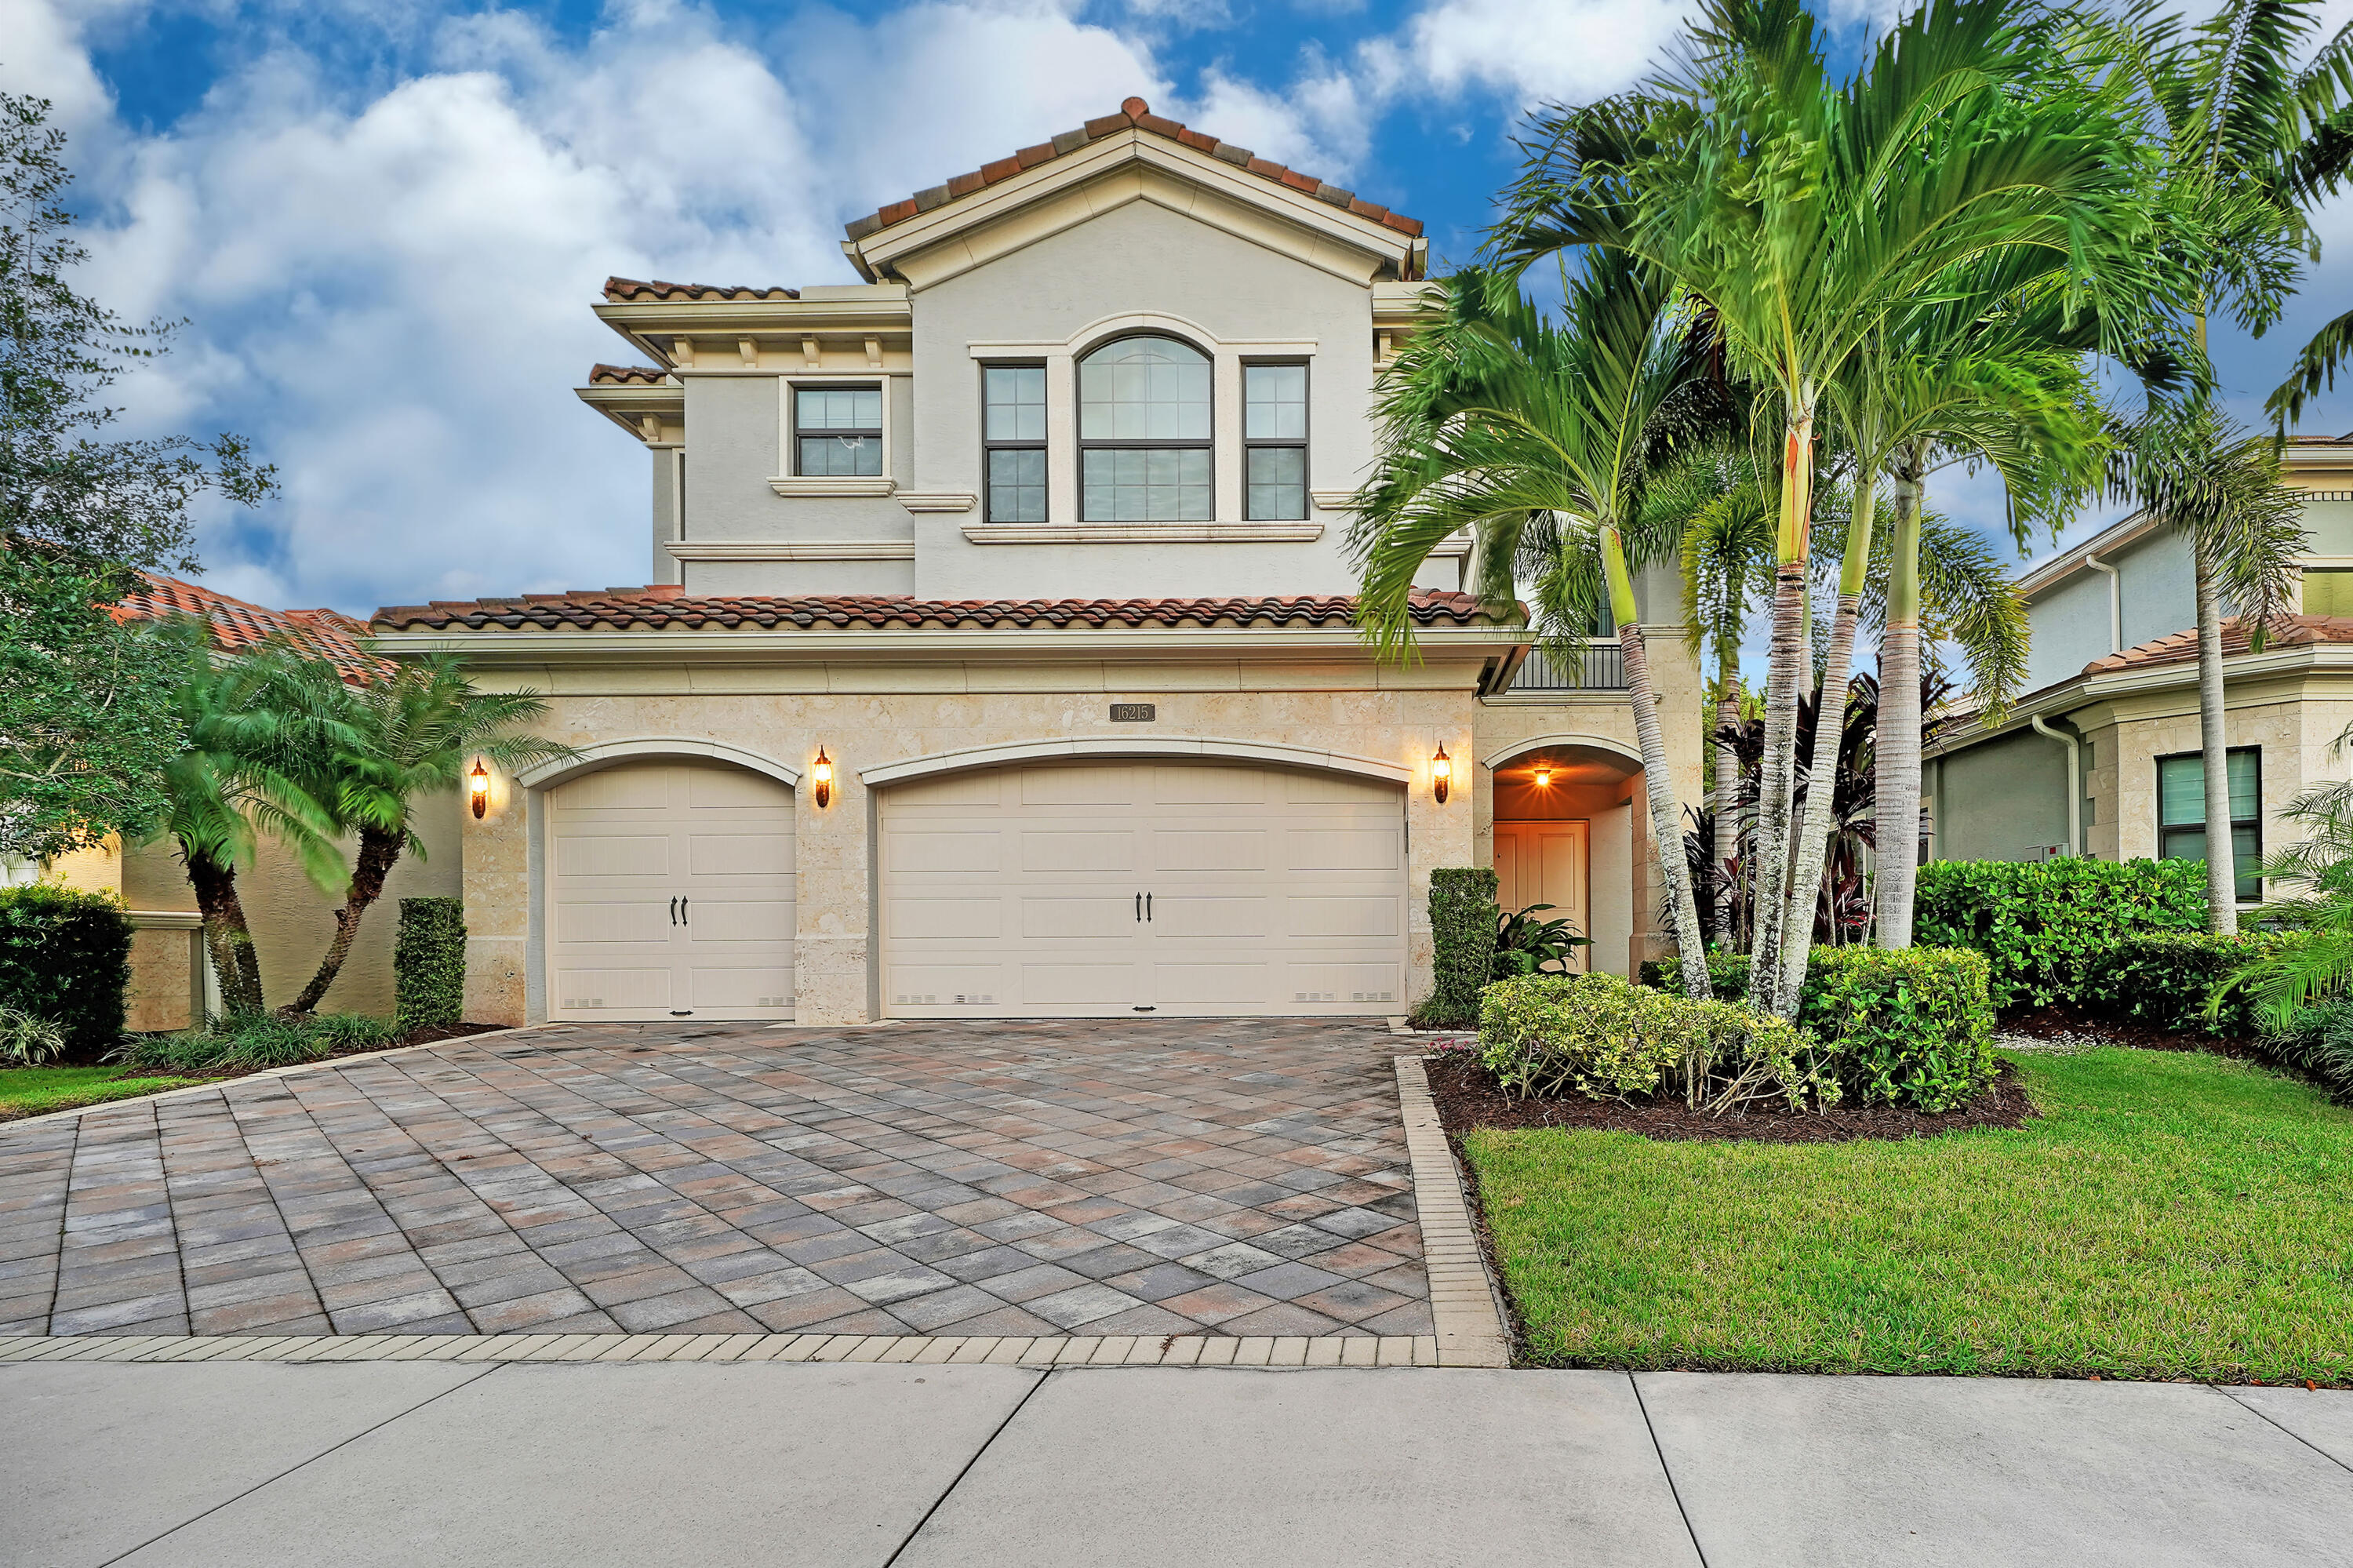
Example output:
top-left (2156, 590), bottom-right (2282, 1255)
top-left (1390, 1054), bottom-right (1511, 1366)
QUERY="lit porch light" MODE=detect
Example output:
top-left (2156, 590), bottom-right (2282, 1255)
top-left (1432, 744), bottom-right (1452, 805)
top-left (469, 759), bottom-right (490, 819)
top-left (813, 748), bottom-right (834, 809)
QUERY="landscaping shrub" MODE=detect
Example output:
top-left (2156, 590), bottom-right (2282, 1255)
top-left (1911, 858), bottom-right (2206, 1008)
top-left (394, 897), bottom-right (467, 1030)
top-left (1413, 868), bottom-right (1499, 1028)
top-left (0, 885), bottom-right (133, 1059)
top-left (1478, 971), bottom-right (1837, 1113)
top-left (1493, 902), bottom-right (1588, 979)
top-left (1799, 948), bottom-right (1995, 1111)
top-left (2081, 930), bottom-right (2283, 1038)
top-left (1645, 947), bottom-right (1996, 1110)
top-left (2274, 998), bottom-right (2353, 1101)
top-left (0, 1006), bottom-right (67, 1065)
top-left (111, 1011), bottom-right (400, 1075)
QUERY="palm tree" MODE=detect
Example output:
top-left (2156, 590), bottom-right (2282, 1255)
top-left (1352, 257), bottom-right (1719, 999)
top-left (2096, 0), bottom-right (2353, 932)
top-left (146, 617), bottom-right (346, 1017)
top-left (281, 652), bottom-right (574, 1016)
top-left (1495, 0), bottom-right (2156, 1016)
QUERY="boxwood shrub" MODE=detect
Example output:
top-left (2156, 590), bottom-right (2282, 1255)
top-left (1413, 868), bottom-right (1498, 1028)
top-left (2078, 930), bottom-right (2283, 1039)
top-left (1478, 971), bottom-right (1836, 1112)
top-left (1642, 946), bottom-right (1996, 1110)
top-left (0, 884), bottom-right (134, 1060)
top-left (394, 897), bottom-right (467, 1031)
top-left (1912, 858), bottom-right (2207, 1009)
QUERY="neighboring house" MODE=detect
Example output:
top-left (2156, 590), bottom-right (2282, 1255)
top-left (373, 98), bottom-right (1705, 1028)
top-left (49, 574), bottom-right (460, 1028)
top-left (1928, 433), bottom-right (2353, 903)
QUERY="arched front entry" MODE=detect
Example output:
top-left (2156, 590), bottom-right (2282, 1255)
top-left (539, 755), bottom-right (797, 1022)
top-left (875, 751), bottom-right (1409, 1017)
top-left (1488, 740), bottom-right (1645, 977)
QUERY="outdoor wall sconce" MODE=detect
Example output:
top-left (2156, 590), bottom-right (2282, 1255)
top-left (813, 748), bottom-right (833, 809)
top-left (1533, 766), bottom-right (1552, 788)
top-left (468, 759), bottom-right (489, 819)
top-left (1432, 744), bottom-right (1452, 805)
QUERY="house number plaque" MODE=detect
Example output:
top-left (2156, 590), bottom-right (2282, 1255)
top-left (1109, 703), bottom-right (1156, 722)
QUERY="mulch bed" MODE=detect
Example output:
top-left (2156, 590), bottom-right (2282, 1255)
top-left (1997, 1005), bottom-right (2270, 1060)
top-left (1425, 1050), bottom-right (2036, 1144)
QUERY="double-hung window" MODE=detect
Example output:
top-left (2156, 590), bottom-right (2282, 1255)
top-left (795, 385), bottom-right (882, 477)
top-left (983, 366), bottom-right (1046, 522)
top-left (1078, 336), bottom-right (1211, 522)
top-left (2158, 748), bottom-right (2261, 901)
top-left (1243, 362), bottom-right (1307, 520)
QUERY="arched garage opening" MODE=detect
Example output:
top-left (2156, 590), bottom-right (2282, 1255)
top-left (875, 751), bottom-right (1409, 1018)
top-left (535, 754), bottom-right (798, 1022)
top-left (1488, 741), bottom-right (1643, 977)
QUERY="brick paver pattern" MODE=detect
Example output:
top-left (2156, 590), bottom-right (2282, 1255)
top-left (0, 1020), bottom-right (1431, 1341)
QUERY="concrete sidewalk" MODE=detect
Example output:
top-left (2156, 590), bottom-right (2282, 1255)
top-left (5, 1362), bottom-right (2347, 1567)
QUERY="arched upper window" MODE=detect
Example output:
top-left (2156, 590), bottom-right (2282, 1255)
top-left (1078, 335), bottom-right (1212, 522)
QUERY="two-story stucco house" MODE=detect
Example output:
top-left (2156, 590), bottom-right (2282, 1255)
top-left (1928, 433), bottom-right (2353, 899)
top-left (371, 100), bottom-right (1704, 1029)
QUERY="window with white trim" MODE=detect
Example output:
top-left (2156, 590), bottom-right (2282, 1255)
top-left (983, 365), bottom-right (1046, 523)
top-left (1243, 362), bottom-right (1307, 520)
top-left (795, 385), bottom-right (882, 477)
top-left (1078, 335), bottom-right (1211, 522)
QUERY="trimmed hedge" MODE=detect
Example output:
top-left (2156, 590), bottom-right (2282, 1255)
top-left (1913, 858), bottom-right (2207, 1009)
top-left (0, 885), bottom-right (133, 1059)
top-left (394, 897), bottom-right (467, 1031)
top-left (1643, 946), bottom-right (1998, 1111)
top-left (1414, 868), bottom-right (1498, 1028)
top-left (2078, 930), bottom-right (2282, 1039)
top-left (1478, 971), bottom-right (1836, 1112)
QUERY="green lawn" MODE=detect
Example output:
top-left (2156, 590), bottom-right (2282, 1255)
top-left (1465, 1048), bottom-right (2353, 1384)
top-left (0, 1066), bottom-right (202, 1121)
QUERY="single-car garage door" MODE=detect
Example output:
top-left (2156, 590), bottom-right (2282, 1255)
top-left (880, 758), bottom-right (1406, 1017)
top-left (547, 759), bottom-right (795, 1021)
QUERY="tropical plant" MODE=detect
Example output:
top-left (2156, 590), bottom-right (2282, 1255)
top-left (146, 617), bottom-right (348, 1017)
top-left (1351, 258), bottom-right (1720, 998)
top-left (2093, 0), bottom-right (2353, 932)
top-left (280, 653), bottom-right (573, 1016)
top-left (1493, 902), bottom-right (1591, 978)
top-left (110, 1010), bottom-right (400, 1075)
top-left (1495, 0), bottom-right (2156, 1016)
top-left (2210, 750), bottom-right (2353, 1030)
top-left (0, 1006), bottom-right (66, 1065)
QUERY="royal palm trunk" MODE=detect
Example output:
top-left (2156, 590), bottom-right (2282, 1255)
top-left (1605, 526), bottom-right (1712, 999)
top-left (2193, 542), bottom-right (2238, 933)
top-left (1746, 413), bottom-right (1817, 1018)
top-left (1777, 478), bottom-right (1875, 1006)
top-left (1712, 657), bottom-right (1741, 946)
top-left (1871, 459), bottom-right (1926, 948)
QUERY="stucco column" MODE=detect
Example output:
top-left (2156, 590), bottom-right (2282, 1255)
top-left (1406, 709), bottom-right (1477, 1010)
top-left (796, 741), bottom-right (874, 1024)
top-left (461, 765), bottom-right (529, 1026)
top-left (1632, 620), bottom-right (1704, 973)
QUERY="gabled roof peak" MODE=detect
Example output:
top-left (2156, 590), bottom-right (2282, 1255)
top-left (843, 99), bottom-right (1423, 256)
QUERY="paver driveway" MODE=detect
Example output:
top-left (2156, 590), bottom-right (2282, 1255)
top-left (0, 1019), bottom-right (1431, 1341)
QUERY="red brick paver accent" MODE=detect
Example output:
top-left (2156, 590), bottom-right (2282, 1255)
top-left (0, 1020), bottom-right (1430, 1340)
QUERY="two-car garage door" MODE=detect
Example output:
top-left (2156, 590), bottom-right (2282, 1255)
top-left (880, 759), bottom-right (1408, 1017)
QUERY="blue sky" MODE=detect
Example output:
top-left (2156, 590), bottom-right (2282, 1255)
top-left (12, 0), bottom-right (2353, 623)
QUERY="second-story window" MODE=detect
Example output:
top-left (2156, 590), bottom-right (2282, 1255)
top-left (984, 366), bottom-right (1046, 522)
top-left (795, 385), bottom-right (882, 477)
top-left (1244, 362), bottom-right (1307, 520)
top-left (1078, 335), bottom-right (1211, 522)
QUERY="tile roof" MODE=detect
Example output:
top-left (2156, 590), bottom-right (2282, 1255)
top-left (2084, 613), bottom-right (2353, 674)
top-left (844, 97), bottom-right (1424, 251)
top-left (602, 278), bottom-right (801, 303)
top-left (587, 363), bottom-right (671, 386)
top-left (115, 573), bottom-right (388, 682)
top-left (372, 588), bottom-right (1497, 635)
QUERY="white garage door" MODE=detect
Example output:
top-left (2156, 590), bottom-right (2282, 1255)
top-left (880, 759), bottom-right (1407, 1017)
top-left (547, 759), bottom-right (795, 1021)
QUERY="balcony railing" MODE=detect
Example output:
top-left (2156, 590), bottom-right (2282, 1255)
top-left (1506, 641), bottom-right (1628, 693)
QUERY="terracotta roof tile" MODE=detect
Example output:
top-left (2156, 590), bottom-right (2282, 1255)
top-left (602, 277), bottom-right (801, 304)
top-left (2084, 613), bottom-right (2353, 675)
top-left (115, 573), bottom-right (388, 683)
top-left (587, 363), bottom-right (670, 386)
top-left (372, 589), bottom-right (1497, 636)
top-left (844, 98), bottom-right (1424, 261)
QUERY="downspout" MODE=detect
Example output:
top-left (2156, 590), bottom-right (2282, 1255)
top-left (2031, 715), bottom-right (2082, 858)
top-left (2085, 552), bottom-right (2121, 654)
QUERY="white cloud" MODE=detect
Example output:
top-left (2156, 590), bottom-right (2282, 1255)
top-left (1373, 0), bottom-right (1700, 110)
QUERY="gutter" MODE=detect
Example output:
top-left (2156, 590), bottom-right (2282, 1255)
top-left (2030, 715), bottom-right (2082, 858)
top-left (2083, 552), bottom-right (2121, 654)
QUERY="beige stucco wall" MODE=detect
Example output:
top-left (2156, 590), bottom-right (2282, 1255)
top-left (115, 791), bottom-right (464, 1020)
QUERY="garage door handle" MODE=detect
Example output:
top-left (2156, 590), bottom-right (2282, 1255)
top-left (669, 897), bottom-right (678, 926)
top-left (1135, 893), bottom-right (1142, 922)
top-left (680, 898), bottom-right (689, 927)
top-left (1146, 893), bottom-right (1152, 922)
